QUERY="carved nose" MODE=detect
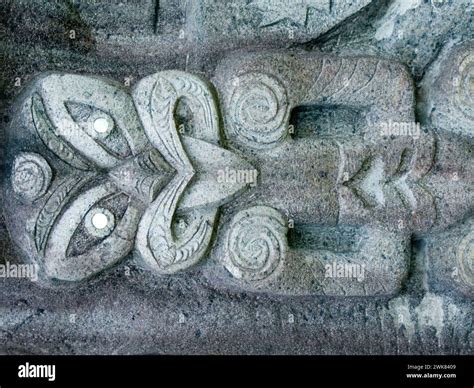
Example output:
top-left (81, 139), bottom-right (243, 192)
top-left (177, 135), bottom-right (257, 211)
top-left (108, 149), bottom-right (175, 204)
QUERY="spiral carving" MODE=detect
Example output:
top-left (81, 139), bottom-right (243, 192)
top-left (224, 206), bottom-right (288, 281)
top-left (454, 53), bottom-right (474, 121)
top-left (228, 72), bottom-right (289, 148)
top-left (457, 229), bottom-right (473, 288)
top-left (12, 152), bottom-right (52, 202)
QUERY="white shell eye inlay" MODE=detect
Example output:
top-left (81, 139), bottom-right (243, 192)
top-left (93, 117), bottom-right (110, 134)
top-left (85, 207), bottom-right (115, 238)
top-left (92, 212), bottom-right (109, 229)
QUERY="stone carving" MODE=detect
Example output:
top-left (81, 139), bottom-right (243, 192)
top-left (33, 174), bottom-right (91, 257)
top-left (223, 206), bottom-right (288, 282)
top-left (420, 41), bottom-right (474, 136)
top-left (187, 0), bottom-right (372, 49)
top-left (4, 71), bottom-right (253, 283)
top-left (3, 46), bottom-right (473, 298)
top-left (2, 0), bottom-right (474, 358)
top-left (228, 72), bottom-right (290, 148)
top-left (11, 152), bottom-right (52, 202)
top-left (454, 52), bottom-right (474, 121)
top-left (250, 0), bottom-right (331, 27)
top-left (208, 48), bottom-right (471, 295)
top-left (131, 71), bottom-right (250, 275)
top-left (457, 228), bottom-right (474, 289)
top-left (425, 218), bottom-right (474, 297)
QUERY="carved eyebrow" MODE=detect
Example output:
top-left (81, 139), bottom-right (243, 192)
top-left (34, 174), bottom-right (91, 255)
top-left (31, 93), bottom-right (94, 171)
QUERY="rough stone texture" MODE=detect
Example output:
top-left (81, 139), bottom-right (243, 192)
top-left (0, 0), bottom-right (472, 355)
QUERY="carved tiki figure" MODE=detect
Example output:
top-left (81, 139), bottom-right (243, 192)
top-left (3, 44), bottom-right (473, 296)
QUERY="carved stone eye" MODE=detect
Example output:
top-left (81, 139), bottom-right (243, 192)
top-left (65, 101), bottom-right (132, 158)
top-left (64, 191), bottom-right (130, 259)
top-left (84, 207), bottom-right (115, 238)
top-left (93, 117), bottom-right (112, 134)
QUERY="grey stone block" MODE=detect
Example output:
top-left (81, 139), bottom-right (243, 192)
top-left (0, 0), bottom-right (472, 355)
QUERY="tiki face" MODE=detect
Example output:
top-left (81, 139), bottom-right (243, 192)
top-left (4, 72), bottom-right (253, 283)
top-left (4, 45), bottom-right (473, 297)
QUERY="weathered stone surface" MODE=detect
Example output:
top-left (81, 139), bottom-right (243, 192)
top-left (426, 218), bottom-right (474, 298)
top-left (186, 0), bottom-right (372, 48)
top-left (0, 0), bottom-right (472, 355)
top-left (419, 41), bottom-right (474, 137)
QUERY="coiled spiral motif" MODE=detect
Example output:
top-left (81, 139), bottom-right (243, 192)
top-left (228, 72), bottom-right (289, 148)
top-left (225, 206), bottom-right (288, 282)
top-left (12, 152), bottom-right (52, 202)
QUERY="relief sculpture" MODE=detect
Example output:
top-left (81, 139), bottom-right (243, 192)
top-left (4, 45), bottom-right (473, 298)
top-left (1, 0), bottom-right (473, 358)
